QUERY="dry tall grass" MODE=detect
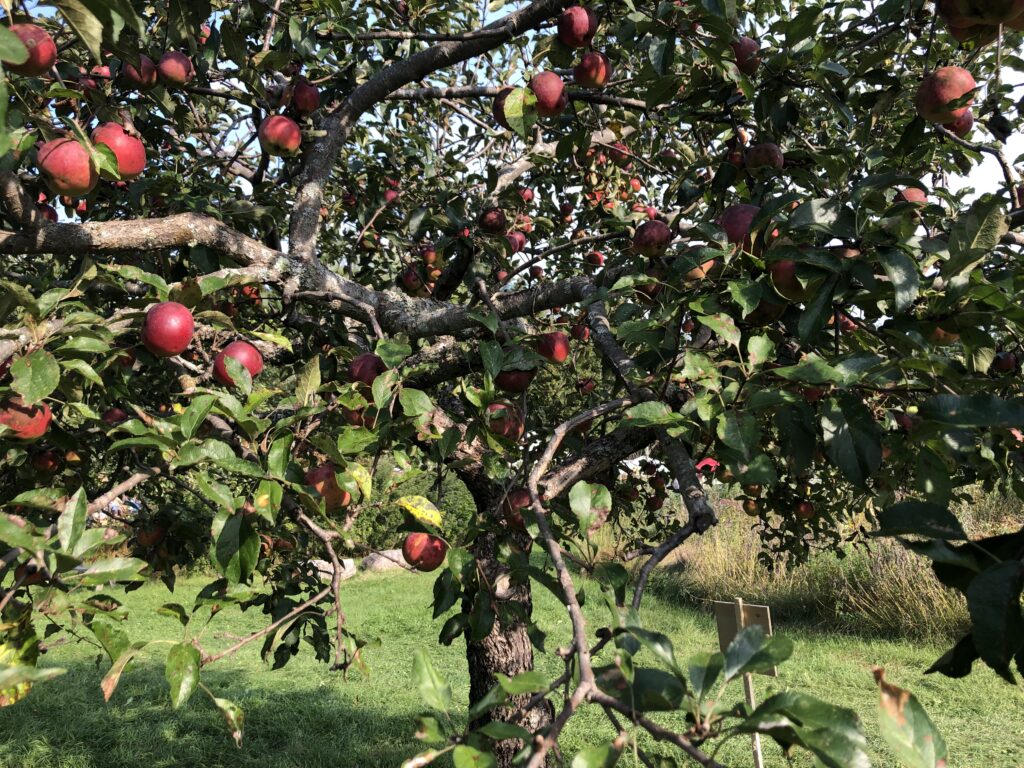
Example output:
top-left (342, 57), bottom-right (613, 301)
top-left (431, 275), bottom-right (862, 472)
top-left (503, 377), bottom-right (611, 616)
top-left (636, 488), bottom-right (1023, 642)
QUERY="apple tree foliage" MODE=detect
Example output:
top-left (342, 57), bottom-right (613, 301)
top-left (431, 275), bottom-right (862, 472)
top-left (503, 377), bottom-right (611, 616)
top-left (0, 0), bottom-right (1020, 765)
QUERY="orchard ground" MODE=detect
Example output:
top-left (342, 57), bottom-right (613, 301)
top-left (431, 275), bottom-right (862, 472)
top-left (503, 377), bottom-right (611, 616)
top-left (1, 569), bottom-right (1021, 768)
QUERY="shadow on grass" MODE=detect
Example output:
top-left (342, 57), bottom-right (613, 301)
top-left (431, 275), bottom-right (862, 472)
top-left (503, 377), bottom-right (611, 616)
top-left (0, 659), bottom-right (425, 768)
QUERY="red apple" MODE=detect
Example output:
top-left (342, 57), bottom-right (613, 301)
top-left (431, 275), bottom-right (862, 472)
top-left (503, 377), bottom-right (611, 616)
top-left (501, 487), bottom-right (531, 529)
top-left (291, 78), bottom-right (320, 115)
top-left (37, 138), bottom-right (98, 196)
top-left (745, 142), bottom-right (784, 170)
top-left (560, 201), bottom-right (574, 221)
top-left (632, 219), bottom-right (672, 257)
top-left (742, 499), bottom-right (760, 516)
top-left (718, 203), bottom-right (761, 253)
top-left (213, 341), bottom-right (264, 387)
top-left (92, 123), bottom-right (146, 180)
top-left (102, 407), bottom-right (130, 426)
top-left (157, 51), bottom-right (195, 86)
top-left (528, 72), bottom-right (567, 117)
top-left (993, 351), bottom-right (1018, 372)
top-left (943, 108), bottom-right (974, 137)
top-left (795, 501), bottom-right (815, 520)
top-left (495, 368), bottom-right (536, 393)
top-left (915, 66), bottom-right (976, 123)
top-left (574, 51), bottom-right (613, 88)
top-left (479, 207), bottom-right (507, 234)
top-left (895, 187), bottom-right (927, 204)
top-left (30, 450), bottom-right (61, 473)
top-left (121, 54), bottom-right (158, 90)
top-left (557, 5), bottom-right (600, 48)
top-left (141, 301), bottom-right (194, 357)
top-left (0, 396), bottom-right (52, 440)
top-left (259, 115), bottom-right (302, 156)
top-left (585, 250), bottom-right (605, 267)
top-left (529, 265), bottom-right (544, 280)
top-left (506, 231), bottom-right (527, 252)
top-left (517, 187), bottom-right (534, 204)
top-left (731, 36), bottom-right (761, 76)
top-left (305, 463), bottom-right (351, 510)
top-left (349, 353), bottom-right (386, 386)
top-left (6, 24), bottom-right (57, 77)
top-left (402, 532), bottom-right (448, 571)
top-left (769, 259), bottom-right (808, 301)
top-left (136, 525), bottom-right (165, 547)
top-left (609, 141), bottom-right (631, 167)
top-left (486, 402), bottom-right (525, 441)
top-left (536, 331), bottom-right (571, 363)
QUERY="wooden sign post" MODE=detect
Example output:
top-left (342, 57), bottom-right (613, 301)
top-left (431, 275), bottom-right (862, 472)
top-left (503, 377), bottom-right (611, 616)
top-left (713, 598), bottom-right (774, 768)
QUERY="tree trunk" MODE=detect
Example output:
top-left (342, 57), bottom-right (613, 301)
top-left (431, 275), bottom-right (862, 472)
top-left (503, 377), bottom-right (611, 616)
top-left (461, 484), bottom-right (553, 767)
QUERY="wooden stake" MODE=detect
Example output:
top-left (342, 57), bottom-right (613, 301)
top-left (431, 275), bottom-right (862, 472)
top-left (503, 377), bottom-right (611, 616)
top-left (735, 597), bottom-right (764, 768)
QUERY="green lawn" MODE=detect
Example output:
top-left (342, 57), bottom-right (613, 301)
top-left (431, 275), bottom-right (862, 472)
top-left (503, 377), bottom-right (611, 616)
top-left (1, 570), bottom-right (1022, 768)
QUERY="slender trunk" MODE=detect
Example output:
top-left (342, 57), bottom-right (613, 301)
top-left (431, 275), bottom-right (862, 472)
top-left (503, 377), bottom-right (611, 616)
top-left (461, 486), bottom-right (553, 767)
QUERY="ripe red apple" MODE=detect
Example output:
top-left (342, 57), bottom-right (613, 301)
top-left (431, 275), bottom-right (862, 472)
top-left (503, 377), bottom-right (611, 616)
top-left (559, 201), bottom-right (574, 221)
top-left (102, 407), bottom-right (130, 425)
top-left (574, 51), bottom-right (613, 88)
top-left (536, 331), bottom-right (571, 363)
top-left (495, 368), bottom-right (536, 393)
top-left (895, 187), bottom-right (927, 204)
top-left (157, 51), bottom-right (195, 86)
top-left (198, 23), bottom-right (212, 45)
top-left (136, 525), bottom-right (166, 547)
top-left (529, 265), bottom-right (545, 280)
top-left (795, 501), bottom-right (815, 520)
top-left (501, 487), bottom-right (531, 529)
top-left (291, 78), bottom-right (320, 115)
top-left (742, 498), bottom-right (760, 516)
top-left (682, 255), bottom-right (717, 281)
top-left (585, 250), bottom-right (605, 267)
top-left (121, 54), bottom-right (157, 89)
top-left (478, 207), bottom-right (507, 234)
top-left (517, 187), bottom-right (534, 204)
top-left (493, 87), bottom-right (513, 129)
top-left (506, 231), bottom-right (527, 253)
top-left (349, 353), bottom-right (386, 386)
top-left (92, 123), bottom-right (146, 180)
top-left (993, 351), bottom-right (1018, 372)
top-left (633, 219), bottom-right (672, 257)
top-left (557, 5), bottom-right (600, 48)
top-left (259, 115), bottom-right (302, 156)
top-left (745, 142), bottom-right (784, 170)
top-left (402, 532), bottom-right (448, 571)
top-left (486, 402), bottom-right (525, 442)
top-left (718, 203), bottom-right (761, 253)
top-left (305, 463), bottom-right (351, 509)
top-left (528, 72), bottom-right (567, 117)
top-left (37, 138), bottom-right (98, 196)
top-left (769, 259), bottom-right (808, 301)
top-left (609, 141), bottom-right (631, 167)
top-left (141, 301), bottom-right (194, 357)
top-left (915, 66), bottom-right (976, 123)
top-left (731, 36), bottom-right (761, 76)
top-left (576, 377), bottom-right (596, 394)
top-left (6, 24), bottom-right (57, 76)
top-left (929, 325), bottom-right (960, 345)
top-left (399, 264), bottom-right (425, 295)
top-left (213, 341), bottom-right (264, 387)
top-left (943, 108), bottom-right (974, 137)
top-left (495, 269), bottom-right (510, 283)
top-left (0, 396), bottom-right (52, 440)
top-left (30, 450), bottom-right (61, 473)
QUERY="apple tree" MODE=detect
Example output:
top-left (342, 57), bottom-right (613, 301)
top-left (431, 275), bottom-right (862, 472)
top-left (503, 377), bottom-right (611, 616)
top-left (0, 0), bottom-right (1021, 765)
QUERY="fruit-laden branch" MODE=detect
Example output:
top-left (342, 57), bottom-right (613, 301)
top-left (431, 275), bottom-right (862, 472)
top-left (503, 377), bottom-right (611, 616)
top-left (0, 212), bottom-right (280, 266)
top-left (287, 0), bottom-right (573, 266)
top-left (585, 299), bottom-right (717, 533)
top-left (387, 84), bottom-right (648, 111)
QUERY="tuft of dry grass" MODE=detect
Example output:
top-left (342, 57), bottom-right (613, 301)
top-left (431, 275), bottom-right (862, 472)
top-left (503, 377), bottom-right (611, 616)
top-left (637, 488), bottom-right (1022, 642)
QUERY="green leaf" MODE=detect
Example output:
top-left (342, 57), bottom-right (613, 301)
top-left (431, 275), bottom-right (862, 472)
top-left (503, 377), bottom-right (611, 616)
top-left (571, 741), bottom-right (623, 768)
top-left (453, 745), bottom-right (497, 768)
top-left (57, 488), bottom-right (87, 554)
top-left (71, 557), bottom-right (147, 585)
top-left (477, 720), bottom-right (531, 741)
top-left (375, 339), bottom-right (410, 367)
top-left (349, 464), bottom-right (373, 501)
top-left (716, 413), bottom-right (760, 462)
top-left (966, 561), bottom-right (1024, 681)
top-left (822, 393), bottom-right (882, 488)
top-left (875, 501), bottom-right (967, 540)
top-left (180, 394), bottom-right (216, 440)
top-left (919, 394), bottom-right (1024, 428)
top-left (165, 643), bottom-right (200, 709)
top-left (878, 249), bottom-right (919, 313)
top-left (944, 196), bottom-right (1008, 278)
top-left (399, 387), bottom-right (434, 417)
top-left (723, 626), bottom-right (793, 681)
top-left (501, 87), bottom-right (537, 138)
top-left (295, 355), bottom-right (321, 407)
top-left (688, 652), bottom-right (723, 701)
top-left (622, 401), bottom-right (680, 428)
top-left (875, 669), bottom-right (948, 768)
top-left (213, 696), bottom-right (244, 747)
top-left (747, 335), bottom-right (775, 368)
top-left (698, 313), bottom-right (741, 349)
top-left (0, 27), bottom-right (29, 64)
top-left (90, 620), bottom-right (130, 665)
top-left (213, 512), bottom-right (259, 583)
top-left (412, 649), bottom-right (451, 712)
top-left (55, 0), bottom-right (105, 61)
top-left (11, 350), bottom-right (60, 406)
top-left (627, 625), bottom-right (682, 677)
top-left (496, 670), bottom-right (548, 694)
top-left (101, 642), bottom-right (147, 702)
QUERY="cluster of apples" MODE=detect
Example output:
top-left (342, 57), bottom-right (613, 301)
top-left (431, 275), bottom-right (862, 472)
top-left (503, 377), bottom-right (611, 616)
top-left (258, 76), bottom-right (320, 157)
top-left (398, 243), bottom-right (445, 296)
top-left (915, 65), bottom-right (977, 137)
top-left (936, 0), bottom-right (1024, 45)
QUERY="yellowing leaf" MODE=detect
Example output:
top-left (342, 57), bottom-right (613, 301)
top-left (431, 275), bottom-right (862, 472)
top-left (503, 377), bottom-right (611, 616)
top-left (397, 496), bottom-right (442, 527)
